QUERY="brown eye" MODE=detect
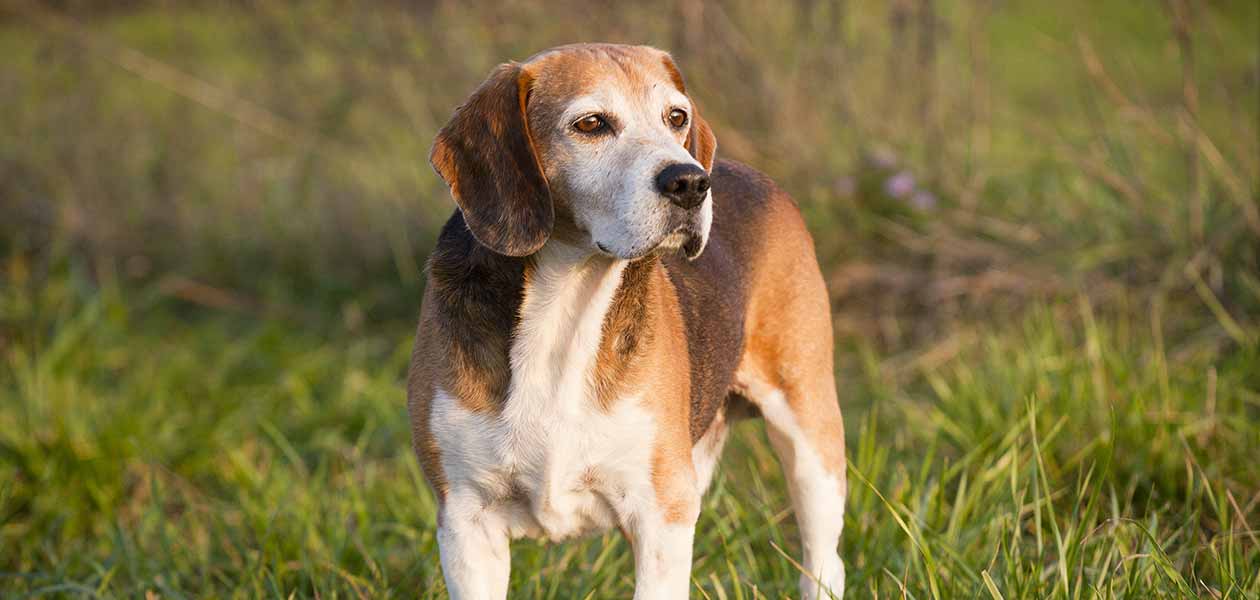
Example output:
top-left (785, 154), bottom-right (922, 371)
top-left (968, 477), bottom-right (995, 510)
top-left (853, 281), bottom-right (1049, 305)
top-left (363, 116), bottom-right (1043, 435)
top-left (667, 109), bottom-right (688, 129)
top-left (573, 115), bottom-right (608, 134)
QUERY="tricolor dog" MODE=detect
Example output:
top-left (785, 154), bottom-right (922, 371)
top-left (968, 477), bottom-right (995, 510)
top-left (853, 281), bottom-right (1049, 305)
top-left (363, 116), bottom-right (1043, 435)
top-left (408, 44), bottom-right (847, 599)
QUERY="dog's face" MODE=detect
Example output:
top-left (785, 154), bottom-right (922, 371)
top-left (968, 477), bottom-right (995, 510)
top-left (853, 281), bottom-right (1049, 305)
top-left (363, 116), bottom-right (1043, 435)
top-left (430, 44), bottom-right (717, 259)
top-left (526, 46), bottom-right (715, 259)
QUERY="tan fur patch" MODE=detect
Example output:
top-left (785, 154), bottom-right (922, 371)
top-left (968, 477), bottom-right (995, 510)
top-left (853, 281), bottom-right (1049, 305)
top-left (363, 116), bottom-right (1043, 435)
top-left (591, 256), bottom-right (658, 410)
top-left (641, 264), bottom-right (701, 524)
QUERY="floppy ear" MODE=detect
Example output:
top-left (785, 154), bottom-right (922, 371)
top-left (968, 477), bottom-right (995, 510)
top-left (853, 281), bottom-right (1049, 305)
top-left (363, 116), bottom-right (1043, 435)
top-left (661, 54), bottom-right (718, 172)
top-left (686, 109), bottom-right (717, 172)
top-left (430, 63), bottom-right (552, 256)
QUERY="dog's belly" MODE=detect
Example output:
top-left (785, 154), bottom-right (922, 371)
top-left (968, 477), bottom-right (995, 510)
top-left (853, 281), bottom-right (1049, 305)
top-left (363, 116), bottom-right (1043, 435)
top-left (431, 387), bottom-right (657, 542)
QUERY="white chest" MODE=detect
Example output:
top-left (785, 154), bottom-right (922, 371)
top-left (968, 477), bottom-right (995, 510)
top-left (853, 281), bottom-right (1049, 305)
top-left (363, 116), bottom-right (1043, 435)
top-left (430, 244), bottom-right (658, 541)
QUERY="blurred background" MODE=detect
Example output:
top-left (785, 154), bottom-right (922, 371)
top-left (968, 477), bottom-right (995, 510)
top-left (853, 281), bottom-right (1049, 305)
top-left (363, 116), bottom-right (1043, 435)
top-left (2, 1), bottom-right (1257, 597)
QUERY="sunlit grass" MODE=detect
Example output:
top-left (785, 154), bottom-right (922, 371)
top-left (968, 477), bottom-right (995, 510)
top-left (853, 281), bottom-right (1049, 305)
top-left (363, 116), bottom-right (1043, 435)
top-left (2, 273), bottom-right (1255, 598)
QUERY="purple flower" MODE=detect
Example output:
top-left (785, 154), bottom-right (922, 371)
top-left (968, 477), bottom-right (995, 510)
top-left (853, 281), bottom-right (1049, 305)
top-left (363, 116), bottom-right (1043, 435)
top-left (884, 171), bottom-right (916, 199)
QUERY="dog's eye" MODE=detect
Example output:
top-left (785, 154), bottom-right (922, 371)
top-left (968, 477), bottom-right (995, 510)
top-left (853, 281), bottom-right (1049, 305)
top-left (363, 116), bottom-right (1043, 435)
top-left (573, 115), bottom-right (608, 134)
top-left (667, 109), bottom-right (688, 129)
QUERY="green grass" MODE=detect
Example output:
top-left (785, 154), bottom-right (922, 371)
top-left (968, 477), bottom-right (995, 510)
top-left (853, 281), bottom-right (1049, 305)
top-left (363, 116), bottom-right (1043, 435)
top-left (2, 1), bottom-right (1258, 598)
top-left (3, 257), bottom-right (1257, 598)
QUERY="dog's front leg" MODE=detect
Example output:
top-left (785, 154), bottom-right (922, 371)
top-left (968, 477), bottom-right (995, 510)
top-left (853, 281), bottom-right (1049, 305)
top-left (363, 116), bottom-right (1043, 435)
top-left (627, 512), bottom-right (698, 599)
top-left (623, 469), bottom-right (701, 599)
top-left (436, 492), bottom-right (511, 600)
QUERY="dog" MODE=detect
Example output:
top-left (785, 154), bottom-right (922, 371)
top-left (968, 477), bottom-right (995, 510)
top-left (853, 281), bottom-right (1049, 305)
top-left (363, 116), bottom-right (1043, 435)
top-left (408, 43), bottom-right (847, 599)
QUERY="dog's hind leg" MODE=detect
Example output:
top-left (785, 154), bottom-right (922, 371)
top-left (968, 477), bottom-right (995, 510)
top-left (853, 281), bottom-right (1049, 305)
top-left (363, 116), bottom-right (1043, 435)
top-left (748, 374), bottom-right (847, 599)
top-left (737, 238), bottom-right (847, 599)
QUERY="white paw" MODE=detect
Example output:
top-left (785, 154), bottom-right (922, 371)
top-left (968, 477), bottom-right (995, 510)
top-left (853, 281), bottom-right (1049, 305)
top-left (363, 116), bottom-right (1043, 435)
top-left (799, 558), bottom-right (845, 600)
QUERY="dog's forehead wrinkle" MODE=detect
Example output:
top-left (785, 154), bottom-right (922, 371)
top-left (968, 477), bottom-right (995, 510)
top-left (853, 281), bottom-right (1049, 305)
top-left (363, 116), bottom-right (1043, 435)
top-left (530, 50), bottom-right (674, 117)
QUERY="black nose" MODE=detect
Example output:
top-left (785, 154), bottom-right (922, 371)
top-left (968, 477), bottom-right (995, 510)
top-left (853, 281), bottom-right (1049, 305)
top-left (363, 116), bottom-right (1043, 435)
top-left (655, 163), bottom-right (710, 210)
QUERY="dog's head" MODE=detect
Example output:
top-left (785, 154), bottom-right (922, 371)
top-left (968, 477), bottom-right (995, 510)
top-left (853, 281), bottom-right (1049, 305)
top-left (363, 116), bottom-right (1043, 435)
top-left (430, 44), bottom-right (717, 260)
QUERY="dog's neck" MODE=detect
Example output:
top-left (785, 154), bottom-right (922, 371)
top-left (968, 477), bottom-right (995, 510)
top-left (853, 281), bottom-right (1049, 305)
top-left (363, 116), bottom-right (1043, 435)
top-left (504, 241), bottom-right (629, 415)
top-left (428, 217), bottom-right (660, 412)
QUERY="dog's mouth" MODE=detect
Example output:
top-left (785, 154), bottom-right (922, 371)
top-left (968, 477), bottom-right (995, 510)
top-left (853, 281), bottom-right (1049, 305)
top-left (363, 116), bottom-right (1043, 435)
top-left (593, 202), bottom-right (710, 261)
top-left (655, 226), bottom-right (705, 260)
top-left (595, 226), bottom-right (703, 261)
top-left (649, 203), bottom-right (710, 260)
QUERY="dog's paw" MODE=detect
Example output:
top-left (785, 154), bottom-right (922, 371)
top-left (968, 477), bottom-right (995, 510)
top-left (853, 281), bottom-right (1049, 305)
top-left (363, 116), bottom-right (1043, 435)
top-left (799, 558), bottom-right (845, 600)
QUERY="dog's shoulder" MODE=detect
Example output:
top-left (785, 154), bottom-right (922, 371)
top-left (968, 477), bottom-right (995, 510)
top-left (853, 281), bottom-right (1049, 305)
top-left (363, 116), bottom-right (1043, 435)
top-left (416, 210), bottom-right (528, 413)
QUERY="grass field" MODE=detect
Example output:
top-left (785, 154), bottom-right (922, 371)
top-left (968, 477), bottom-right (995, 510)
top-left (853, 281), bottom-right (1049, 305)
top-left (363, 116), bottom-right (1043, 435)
top-left (2, 1), bottom-right (1258, 598)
